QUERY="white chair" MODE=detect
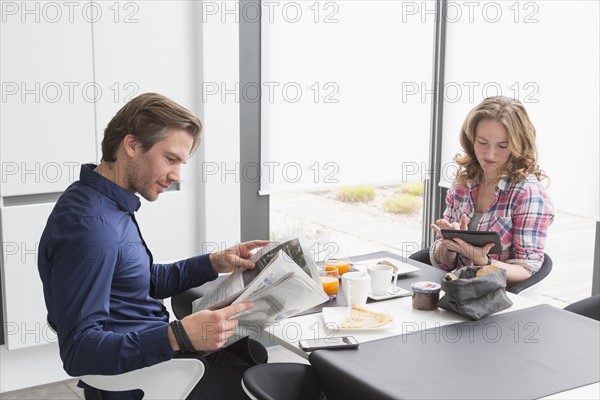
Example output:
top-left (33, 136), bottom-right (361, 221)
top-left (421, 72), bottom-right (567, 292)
top-left (79, 358), bottom-right (205, 400)
top-left (47, 318), bottom-right (204, 399)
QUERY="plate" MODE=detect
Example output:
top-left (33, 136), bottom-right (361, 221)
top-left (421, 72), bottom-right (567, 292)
top-left (321, 307), bottom-right (395, 330)
top-left (363, 258), bottom-right (421, 276)
top-left (368, 287), bottom-right (411, 301)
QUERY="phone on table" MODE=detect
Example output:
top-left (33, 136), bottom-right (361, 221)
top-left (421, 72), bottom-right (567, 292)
top-left (299, 336), bottom-right (359, 351)
top-left (440, 229), bottom-right (502, 254)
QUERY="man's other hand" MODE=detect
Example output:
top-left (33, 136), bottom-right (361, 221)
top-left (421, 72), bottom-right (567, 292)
top-left (209, 240), bottom-right (270, 274)
top-left (177, 302), bottom-right (254, 351)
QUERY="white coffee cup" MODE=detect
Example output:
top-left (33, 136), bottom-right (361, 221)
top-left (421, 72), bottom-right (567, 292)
top-left (367, 264), bottom-right (396, 295)
top-left (342, 271), bottom-right (371, 306)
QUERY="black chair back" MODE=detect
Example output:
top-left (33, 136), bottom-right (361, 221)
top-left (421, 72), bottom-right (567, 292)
top-left (564, 294), bottom-right (600, 321)
top-left (242, 363), bottom-right (324, 400)
top-left (507, 253), bottom-right (552, 294)
top-left (409, 248), bottom-right (553, 295)
top-left (408, 248), bottom-right (432, 266)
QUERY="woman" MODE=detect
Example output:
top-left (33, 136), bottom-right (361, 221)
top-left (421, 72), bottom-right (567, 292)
top-left (430, 96), bottom-right (554, 286)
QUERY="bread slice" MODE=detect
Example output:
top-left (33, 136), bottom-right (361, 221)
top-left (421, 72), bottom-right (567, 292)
top-left (340, 305), bottom-right (393, 329)
top-left (475, 265), bottom-right (501, 278)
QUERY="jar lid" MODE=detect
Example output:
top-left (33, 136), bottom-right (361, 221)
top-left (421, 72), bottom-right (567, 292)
top-left (411, 281), bottom-right (441, 294)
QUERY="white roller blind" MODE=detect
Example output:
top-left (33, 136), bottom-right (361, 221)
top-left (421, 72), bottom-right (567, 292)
top-left (440, 0), bottom-right (599, 220)
top-left (261, 1), bottom-right (435, 194)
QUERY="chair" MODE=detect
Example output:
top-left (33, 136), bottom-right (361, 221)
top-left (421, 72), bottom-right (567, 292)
top-left (563, 294), bottom-right (600, 321)
top-left (48, 318), bottom-right (205, 399)
top-left (409, 249), bottom-right (553, 300)
top-left (80, 358), bottom-right (205, 400)
top-left (241, 363), bottom-right (324, 400)
top-left (506, 253), bottom-right (552, 300)
top-left (408, 248), bottom-right (432, 266)
top-left (171, 275), bottom-right (228, 319)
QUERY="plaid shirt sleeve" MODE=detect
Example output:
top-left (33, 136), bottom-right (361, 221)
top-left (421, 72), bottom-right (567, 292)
top-left (507, 180), bottom-right (554, 274)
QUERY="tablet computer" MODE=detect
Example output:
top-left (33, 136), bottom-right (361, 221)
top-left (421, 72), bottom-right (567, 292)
top-left (440, 229), bottom-right (502, 255)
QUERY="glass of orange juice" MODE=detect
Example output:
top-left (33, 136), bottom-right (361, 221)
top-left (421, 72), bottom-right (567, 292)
top-left (320, 268), bottom-right (339, 301)
top-left (325, 247), bottom-right (351, 276)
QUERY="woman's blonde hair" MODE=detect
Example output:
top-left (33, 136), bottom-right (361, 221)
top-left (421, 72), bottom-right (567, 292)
top-left (454, 96), bottom-right (547, 186)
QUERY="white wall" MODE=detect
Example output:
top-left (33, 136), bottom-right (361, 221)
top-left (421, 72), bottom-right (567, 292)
top-left (0, 0), bottom-right (216, 392)
top-left (0, 343), bottom-right (70, 392)
top-left (0, 4), bottom-right (96, 197)
top-left (201, 2), bottom-right (242, 247)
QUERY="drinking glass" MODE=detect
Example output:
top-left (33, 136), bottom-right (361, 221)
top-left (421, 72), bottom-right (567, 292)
top-left (324, 247), bottom-right (351, 275)
top-left (320, 268), bottom-right (340, 301)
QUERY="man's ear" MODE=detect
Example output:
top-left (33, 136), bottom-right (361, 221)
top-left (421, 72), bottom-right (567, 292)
top-left (122, 134), bottom-right (137, 157)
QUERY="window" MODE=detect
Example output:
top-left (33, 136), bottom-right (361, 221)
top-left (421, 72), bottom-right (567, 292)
top-left (261, 1), bottom-right (435, 260)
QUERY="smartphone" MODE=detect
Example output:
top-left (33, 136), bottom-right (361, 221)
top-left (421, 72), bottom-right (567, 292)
top-left (299, 336), bottom-right (359, 351)
top-left (440, 229), bottom-right (502, 254)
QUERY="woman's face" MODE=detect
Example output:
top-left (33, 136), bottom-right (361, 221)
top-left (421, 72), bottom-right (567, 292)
top-left (473, 119), bottom-right (512, 182)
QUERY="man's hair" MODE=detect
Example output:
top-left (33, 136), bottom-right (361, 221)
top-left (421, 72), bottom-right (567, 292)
top-left (454, 96), bottom-right (547, 186)
top-left (101, 93), bottom-right (202, 162)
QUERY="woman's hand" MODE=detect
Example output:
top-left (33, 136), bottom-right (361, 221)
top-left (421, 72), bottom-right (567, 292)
top-left (430, 214), bottom-right (468, 236)
top-left (446, 238), bottom-right (496, 266)
top-left (430, 215), bottom-right (496, 264)
top-left (430, 214), bottom-right (469, 252)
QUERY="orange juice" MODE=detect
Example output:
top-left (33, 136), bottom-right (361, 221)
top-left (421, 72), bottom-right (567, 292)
top-left (325, 265), bottom-right (338, 273)
top-left (320, 276), bottom-right (339, 296)
top-left (325, 259), bottom-right (351, 275)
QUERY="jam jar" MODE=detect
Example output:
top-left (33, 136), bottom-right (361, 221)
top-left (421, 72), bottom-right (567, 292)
top-left (411, 281), bottom-right (441, 311)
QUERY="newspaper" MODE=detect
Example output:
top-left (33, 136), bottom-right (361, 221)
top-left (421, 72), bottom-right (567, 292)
top-left (192, 237), bottom-right (329, 324)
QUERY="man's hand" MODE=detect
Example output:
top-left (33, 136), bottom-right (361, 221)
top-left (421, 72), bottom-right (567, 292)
top-left (175, 302), bottom-right (254, 352)
top-left (209, 240), bottom-right (270, 274)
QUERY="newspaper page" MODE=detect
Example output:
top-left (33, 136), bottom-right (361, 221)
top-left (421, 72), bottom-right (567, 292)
top-left (191, 237), bottom-right (328, 323)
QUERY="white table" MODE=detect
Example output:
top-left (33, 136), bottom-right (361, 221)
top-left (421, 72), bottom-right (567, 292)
top-left (261, 291), bottom-right (538, 359)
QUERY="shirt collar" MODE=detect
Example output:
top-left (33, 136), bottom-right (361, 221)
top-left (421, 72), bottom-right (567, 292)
top-left (496, 176), bottom-right (512, 192)
top-left (469, 175), bottom-right (512, 192)
top-left (80, 163), bottom-right (141, 213)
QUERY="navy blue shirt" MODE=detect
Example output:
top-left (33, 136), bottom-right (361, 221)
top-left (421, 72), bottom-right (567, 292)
top-left (38, 164), bottom-right (217, 376)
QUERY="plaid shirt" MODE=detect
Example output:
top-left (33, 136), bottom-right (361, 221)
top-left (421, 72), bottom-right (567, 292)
top-left (431, 175), bottom-right (554, 274)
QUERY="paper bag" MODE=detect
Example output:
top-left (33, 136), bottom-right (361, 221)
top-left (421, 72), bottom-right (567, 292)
top-left (437, 266), bottom-right (513, 320)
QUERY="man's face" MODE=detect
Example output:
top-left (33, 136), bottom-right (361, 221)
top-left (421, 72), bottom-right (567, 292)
top-left (125, 129), bottom-right (193, 201)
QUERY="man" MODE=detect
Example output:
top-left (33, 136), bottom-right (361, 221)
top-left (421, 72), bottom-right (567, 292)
top-left (38, 93), bottom-right (269, 399)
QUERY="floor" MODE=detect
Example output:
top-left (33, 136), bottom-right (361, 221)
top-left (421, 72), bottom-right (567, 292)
top-left (0, 344), bottom-right (306, 399)
top-left (0, 379), bottom-right (84, 400)
top-left (2, 191), bottom-right (596, 399)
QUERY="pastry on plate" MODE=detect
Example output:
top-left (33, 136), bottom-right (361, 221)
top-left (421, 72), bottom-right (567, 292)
top-left (340, 305), bottom-right (393, 329)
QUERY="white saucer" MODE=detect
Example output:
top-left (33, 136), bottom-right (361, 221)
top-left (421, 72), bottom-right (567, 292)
top-left (368, 287), bottom-right (411, 301)
top-left (366, 258), bottom-right (421, 276)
